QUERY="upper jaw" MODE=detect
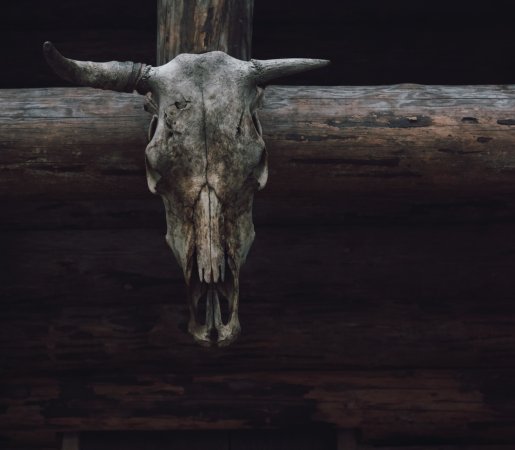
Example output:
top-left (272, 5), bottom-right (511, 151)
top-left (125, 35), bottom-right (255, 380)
top-left (187, 265), bottom-right (241, 347)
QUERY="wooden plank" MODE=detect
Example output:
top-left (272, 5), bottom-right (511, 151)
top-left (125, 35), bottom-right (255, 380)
top-left (79, 430), bottom-right (334, 450)
top-left (1, 194), bottom-right (515, 231)
top-left (0, 431), bottom-right (57, 450)
top-left (0, 370), bottom-right (514, 442)
top-left (80, 431), bottom-right (229, 450)
top-left (157, 0), bottom-right (254, 63)
top-left (230, 429), bottom-right (336, 450)
top-left (1, 85), bottom-right (515, 214)
top-left (1, 224), bottom-right (514, 374)
top-left (0, 88), bottom-right (149, 199)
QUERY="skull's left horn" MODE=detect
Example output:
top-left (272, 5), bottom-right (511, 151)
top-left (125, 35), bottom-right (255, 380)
top-left (43, 41), bottom-right (151, 94)
top-left (251, 58), bottom-right (330, 84)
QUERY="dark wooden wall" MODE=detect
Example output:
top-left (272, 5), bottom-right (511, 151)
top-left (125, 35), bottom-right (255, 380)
top-left (1, 1), bottom-right (515, 449)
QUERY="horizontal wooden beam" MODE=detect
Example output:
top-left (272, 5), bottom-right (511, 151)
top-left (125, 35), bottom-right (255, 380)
top-left (2, 224), bottom-right (514, 374)
top-left (1, 370), bottom-right (514, 442)
top-left (2, 85), bottom-right (515, 211)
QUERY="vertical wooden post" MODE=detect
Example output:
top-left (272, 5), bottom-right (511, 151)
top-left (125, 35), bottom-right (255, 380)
top-left (157, 0), bottom-right (254, 64)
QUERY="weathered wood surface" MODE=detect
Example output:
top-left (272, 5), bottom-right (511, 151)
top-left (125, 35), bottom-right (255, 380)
top-left (1, 194), bottom-right (514, 230)
top-left (1, 223), bottom-right (514, 374)
top-left (1, 85), bottom-right (515, 215)
top-left (0, 431), bottom-right (57, 450)
top-left (78, 430), bottom-right (336, 450)
top-left (2, 1), bottom-right (515, 446)
top-left (82, 431), bottom-right (230, 450)
top-left (1, 370), bottom-right (514, 442)
top-left (157, 0), bottom-right (254, 64)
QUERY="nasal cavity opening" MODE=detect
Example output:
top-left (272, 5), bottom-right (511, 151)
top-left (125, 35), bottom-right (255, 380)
top-left (196, 292), bottom-right (207, 326)
top-left (219, 295), bottom-right (230, 325)
top-left (195, 286), bottom-right (231, 326)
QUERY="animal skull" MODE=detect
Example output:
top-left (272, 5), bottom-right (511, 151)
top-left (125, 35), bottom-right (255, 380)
top-left (43, 42), bottom-right (329, 346)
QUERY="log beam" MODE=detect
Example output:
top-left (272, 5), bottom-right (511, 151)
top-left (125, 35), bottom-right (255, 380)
top-left (1, 370), bottom-right (514, 442)
top-left (157, 0), bottom-right (254, 63)
top-left (1, 224), bottom-right (514, 374)
top-left (1, 84), bottom-right (515, 208)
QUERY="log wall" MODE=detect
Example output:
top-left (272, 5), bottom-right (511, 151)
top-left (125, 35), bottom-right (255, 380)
top-left (2, 85), bottom-right (515, 222)
top-left (2, 0), bottom-right (515, 447)
top-left (2, 73), bottom-right (515, 450)
top-left (1, 213), bottom-right (515, 444)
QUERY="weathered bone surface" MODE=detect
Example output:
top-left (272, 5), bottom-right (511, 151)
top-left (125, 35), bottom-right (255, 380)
top-left (43, 41), bottom-right (329, 346)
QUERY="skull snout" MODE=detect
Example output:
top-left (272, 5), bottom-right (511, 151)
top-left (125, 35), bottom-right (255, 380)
top-left (194, 185), bottom-right (225, 284)
top-left (187, 185), bottom-right (241, 347)
top-left (188, 279), bottom-right (241, 347)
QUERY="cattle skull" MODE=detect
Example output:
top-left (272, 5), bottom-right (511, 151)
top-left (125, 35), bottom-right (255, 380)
top-left (43, 41), bottom-right (329, 346)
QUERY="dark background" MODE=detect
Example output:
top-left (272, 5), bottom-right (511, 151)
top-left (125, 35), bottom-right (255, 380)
top-left (2, 0), bottom-right (515, 88)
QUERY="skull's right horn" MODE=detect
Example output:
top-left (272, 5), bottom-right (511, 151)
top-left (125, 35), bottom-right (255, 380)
top-left (43, 41), bottom-right (152, 94)
top-left (251, 58), bottom-right (330, 84)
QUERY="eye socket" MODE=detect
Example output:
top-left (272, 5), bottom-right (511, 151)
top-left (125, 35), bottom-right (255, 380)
top-left (175, 100), bottom-right (189, 110)
top-left (148, 115), bottom-right (158, 141)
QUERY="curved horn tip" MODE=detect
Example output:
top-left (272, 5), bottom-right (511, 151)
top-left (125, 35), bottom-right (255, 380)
top-left (42, 41), bottom-right (62, 63)
top-left (252, 57), bottom-right (331, 83)
top-left (42, 41), bottom-right (58, 57)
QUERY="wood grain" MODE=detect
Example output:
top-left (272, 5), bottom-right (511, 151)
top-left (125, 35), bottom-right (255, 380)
top-left (78, 430), bottom-right (335, 450)
top-left (80, 431), bottom-right (229, 450)
top-left (1, 224), bottom-right (514, 374)
top-left (157, 0), bottom-right (254, 64)
top-left (0, 431), bottom-right (57, 450)
top-left (1, 85), bottom-right (515, 216)
top-left (2, 1), bottom-right (515, 445)
top-left (1, 370), bottom-right (514, 443)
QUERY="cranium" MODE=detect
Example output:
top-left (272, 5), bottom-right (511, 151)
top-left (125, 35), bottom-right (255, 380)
top-left (44, 41), bottom-right (329, 346)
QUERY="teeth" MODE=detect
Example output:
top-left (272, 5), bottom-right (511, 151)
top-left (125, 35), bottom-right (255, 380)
top-left (193, 185), bottom-right (224, 286)
top-left (212, 263), bottom-right (219, 284)
top-left (196, 258), bottom-right (227, 284)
